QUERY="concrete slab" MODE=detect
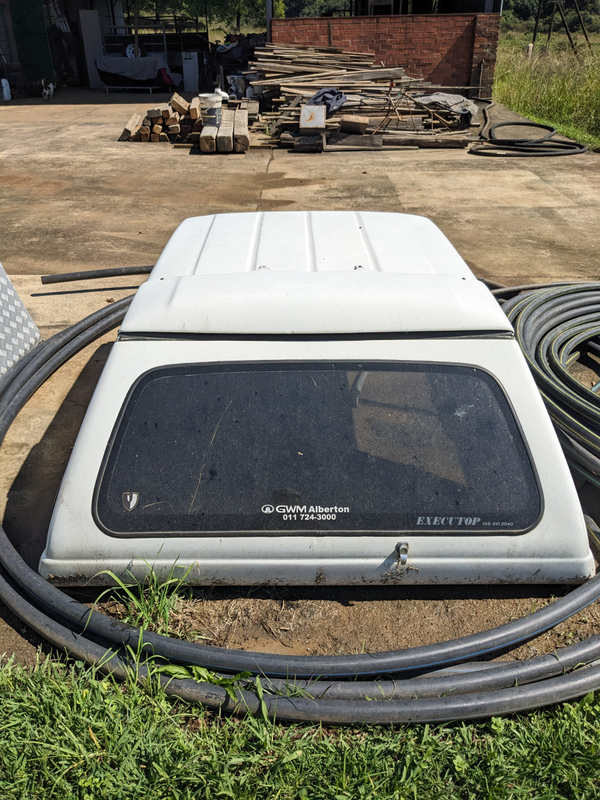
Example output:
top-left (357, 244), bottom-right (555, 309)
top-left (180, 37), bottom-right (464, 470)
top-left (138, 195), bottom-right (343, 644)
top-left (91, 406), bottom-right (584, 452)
top-left (1, 89), bottom-right (599, 664)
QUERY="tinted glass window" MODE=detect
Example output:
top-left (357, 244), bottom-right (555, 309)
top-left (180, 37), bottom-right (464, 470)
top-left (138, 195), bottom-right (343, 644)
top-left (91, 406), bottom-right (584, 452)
top-left (94, 363), bottom-right (540, 536)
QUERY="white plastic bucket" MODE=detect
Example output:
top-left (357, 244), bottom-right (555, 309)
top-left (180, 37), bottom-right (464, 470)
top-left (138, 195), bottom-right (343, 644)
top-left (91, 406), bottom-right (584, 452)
top-left (199, 93), bottom-right (222, 126)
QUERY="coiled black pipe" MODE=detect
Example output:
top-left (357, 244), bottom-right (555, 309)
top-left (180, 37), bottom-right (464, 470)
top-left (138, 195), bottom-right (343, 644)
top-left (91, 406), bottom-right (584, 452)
top-left (1, 291), bottom-right (600, 723)
top-left (502, 283), bottom-right (600, 487)
top-left (470, 104), bottom-right (586, 157)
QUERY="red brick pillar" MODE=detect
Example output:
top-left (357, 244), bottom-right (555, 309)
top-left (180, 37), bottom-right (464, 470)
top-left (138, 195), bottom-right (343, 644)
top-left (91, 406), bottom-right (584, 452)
top-left (469, 14), bottom-right (501, 98)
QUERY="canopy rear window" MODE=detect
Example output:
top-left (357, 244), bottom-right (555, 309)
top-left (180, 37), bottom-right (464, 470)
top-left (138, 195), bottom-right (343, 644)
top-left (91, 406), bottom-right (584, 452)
top-left (94, 362), bottom-right (541, 537)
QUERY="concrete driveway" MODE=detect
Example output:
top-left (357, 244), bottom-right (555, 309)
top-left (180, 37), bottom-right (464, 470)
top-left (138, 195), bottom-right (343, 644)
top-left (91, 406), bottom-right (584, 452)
top-left (1, 89), bottom-right (599, 664)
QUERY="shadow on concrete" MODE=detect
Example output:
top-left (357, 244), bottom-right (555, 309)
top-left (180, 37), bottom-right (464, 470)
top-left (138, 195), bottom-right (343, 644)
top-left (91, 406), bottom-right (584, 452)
top-left (3, 342), bottom-right (112, 572)
top-left (7, 87), bottom-right (176, 107)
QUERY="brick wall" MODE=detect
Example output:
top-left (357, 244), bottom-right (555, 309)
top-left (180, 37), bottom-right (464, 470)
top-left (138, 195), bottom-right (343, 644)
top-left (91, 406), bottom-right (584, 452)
top-left (271, 14), bottom-right (501, 96)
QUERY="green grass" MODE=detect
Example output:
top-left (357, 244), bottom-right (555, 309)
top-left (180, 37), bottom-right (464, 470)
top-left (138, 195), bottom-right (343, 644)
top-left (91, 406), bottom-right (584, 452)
top-left (2, 656), bottom-right (600, 799)
top-left (94, 564), bottom-right (191, 637)
top-left (493, 35), bottom-right (600, 150)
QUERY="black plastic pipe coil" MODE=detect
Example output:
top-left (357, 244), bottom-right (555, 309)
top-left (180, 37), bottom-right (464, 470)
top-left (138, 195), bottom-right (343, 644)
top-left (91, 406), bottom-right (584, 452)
top-left (2, 286), bottom-right (600, 724)
top-left (469, 103), bottom-right (586, 157)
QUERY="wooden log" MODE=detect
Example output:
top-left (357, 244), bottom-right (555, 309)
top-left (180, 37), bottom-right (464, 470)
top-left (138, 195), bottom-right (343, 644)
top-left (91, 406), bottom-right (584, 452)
top-left (200, 125), bottom-right (218, 153)
top-left (142, 116), bottom-right (152, 127)
top-left (158, 132), bottom-right (169, 142)
top-left (168, 124), bottom-right (181, 134)
top-left (152, 123), bottom-right (163, 135)
top-left (233, 109), bottom-right (249, 153)
top-left (339, 115), bottom-right (370, 135)
top-left (190, 97), bottom-right (201, 120)
top-left (161, 107), bottom-right (171, 119)
top-left (170, 92), bottom-right (190, 115)
top-left (150, 133), bottom-right (160, 142)
top-left (217, 109), bottom-right (235, 153)
top-left (147, 107), bottom-right (163, 119)
top-left (140, 133), bottom-right (150, 142)
top-left (138, 126), bottom-right (151, 135)
top-left (118, 113), bottom-right (142, 142)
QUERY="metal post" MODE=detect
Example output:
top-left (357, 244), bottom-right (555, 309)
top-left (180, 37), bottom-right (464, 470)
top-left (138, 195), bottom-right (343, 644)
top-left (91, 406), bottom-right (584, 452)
top-left (555, 0), bottom-right (578, 54)
top-left (532, 0), bottom-right (543, 46)
top-left (266, 0), bottom-right (273, 42)
top-left (546, 1), bottom-right (557, 46)
top-left (571, 0), bottom-right (594, 54)
top-left (133, 0), bottom-right (140, 57)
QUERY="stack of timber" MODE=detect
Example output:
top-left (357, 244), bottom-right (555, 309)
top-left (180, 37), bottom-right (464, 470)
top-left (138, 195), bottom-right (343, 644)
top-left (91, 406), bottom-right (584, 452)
top-left (118, 92), bottom-right (251, 154)
top-left (247, 43), bottom-right (421, 96)
top-left (246, 43), bottom-right (478, 151)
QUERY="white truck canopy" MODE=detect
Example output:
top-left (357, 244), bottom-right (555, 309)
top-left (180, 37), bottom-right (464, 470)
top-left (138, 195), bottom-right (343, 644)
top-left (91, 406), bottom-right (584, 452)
top-left (121, 211), bottom-right (513, 336)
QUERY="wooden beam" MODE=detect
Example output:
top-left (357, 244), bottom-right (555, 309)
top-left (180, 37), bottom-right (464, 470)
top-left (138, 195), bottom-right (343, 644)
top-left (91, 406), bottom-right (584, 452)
top-left (200, 126), bottom-right (218, 153)
top-left (233, 109), bottom-right (249, 153)
top-left (118, 113), bottom-right (142, 142)
top-left (217, 109), bottom-right (235, 153)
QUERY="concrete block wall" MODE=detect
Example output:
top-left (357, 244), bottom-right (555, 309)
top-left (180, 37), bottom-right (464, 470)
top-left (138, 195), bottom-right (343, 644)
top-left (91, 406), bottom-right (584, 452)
top-left (271, 14), bottom-right (501, 96)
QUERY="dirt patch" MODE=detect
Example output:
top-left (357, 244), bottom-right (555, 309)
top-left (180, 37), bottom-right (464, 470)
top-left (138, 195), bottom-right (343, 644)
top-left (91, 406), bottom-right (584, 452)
top-left (97, 583), bottom-right (600, 665)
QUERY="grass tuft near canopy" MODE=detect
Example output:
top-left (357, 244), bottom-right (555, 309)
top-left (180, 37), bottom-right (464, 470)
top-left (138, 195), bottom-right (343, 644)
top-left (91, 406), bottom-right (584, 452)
top-left (2, 656), bottom-right (600, 799)
top-left (494, 38), bottom-right (600, 150)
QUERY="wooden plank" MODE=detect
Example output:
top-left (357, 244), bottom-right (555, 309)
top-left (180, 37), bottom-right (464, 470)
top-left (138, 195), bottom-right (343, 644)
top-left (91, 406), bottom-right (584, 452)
top-left (189, 97), bottom-right (201, 120)
top-left (217, 109), bottom-right (235, 153)
top-left (247, 100), bottom-right (260, 122)
top-left (118, 112), bottom-right (142, 142)
top-left (325, 144), bottom-right (419, 152)
top-left (170, 92), bottom-right (190, 115)
top-left (151, 123), bottom-right (163, 135)
top-left (328, 132), bottom-right (382, 148)
top-left (200, 126), bottom-right (218, 153)
top-left (150, 133), bottom-right (160, 142)
top-left (271, 95), bottom-right (302, 137)
top-left (168, 124), bottom-right (181, 134)
top-left (192, 120), bottom-right (203, 132)
top-left (380, 134), bottom-right (471, 148)
top-left (233, 109), bottom-right (249, 153)
top-left (147, 107), bottom-right (163, 119)
top-left (140, 133), bottom-right (150, 142)
top-left (158, 132), bottom-right (169, 142)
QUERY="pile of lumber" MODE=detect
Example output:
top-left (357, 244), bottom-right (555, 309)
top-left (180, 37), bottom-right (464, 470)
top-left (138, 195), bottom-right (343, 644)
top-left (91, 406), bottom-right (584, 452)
top-left (118, 93), bottom-right (252, 154)
top-left (244, 43), bottom-right (478, 151)
top-left (246, 43), bottom-right (422, 97)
